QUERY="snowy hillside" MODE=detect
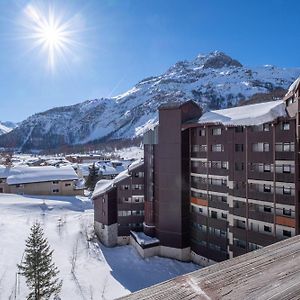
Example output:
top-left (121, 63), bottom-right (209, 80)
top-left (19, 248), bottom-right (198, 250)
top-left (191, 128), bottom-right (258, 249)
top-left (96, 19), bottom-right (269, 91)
top-left (0, 121), bottom-right (15, 135)
top-left (1, 51), bottom-right (299, 150)
top-left (0, 194), bottom-right (198, 299)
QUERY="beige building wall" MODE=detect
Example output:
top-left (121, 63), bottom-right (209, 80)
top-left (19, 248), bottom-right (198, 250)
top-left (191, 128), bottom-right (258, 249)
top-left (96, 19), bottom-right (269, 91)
top-left (9, 180), bottom-right (84, 196)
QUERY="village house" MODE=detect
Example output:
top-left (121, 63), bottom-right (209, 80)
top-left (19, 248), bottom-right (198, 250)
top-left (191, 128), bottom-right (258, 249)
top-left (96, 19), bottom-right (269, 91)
top-left (0, 165), bottom-right (84, 196)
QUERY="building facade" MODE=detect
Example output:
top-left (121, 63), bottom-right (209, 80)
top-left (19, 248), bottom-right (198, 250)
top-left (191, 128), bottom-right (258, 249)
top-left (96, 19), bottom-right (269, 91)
top-left (0, 165), bottom-right (84, 196)
top-left (142, 77), bottom-right (300, 264)
top-left (93, 77), bottom-right (300, 265)
top-left (93, 161), bottom-right (145, 246)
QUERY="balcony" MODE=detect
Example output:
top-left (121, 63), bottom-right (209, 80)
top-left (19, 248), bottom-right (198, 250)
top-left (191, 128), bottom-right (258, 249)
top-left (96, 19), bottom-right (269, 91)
top-left (191, 241), bottom-right (228, 262)
top-left (248, 190), bottom-right (274, 202)
top-left (191, 151), bottom-right (207, 159)
top-left (247, 230), bottom-right (278, 247)
top-left (191, 181), bottom-right (207, 191)
top-left (230, 226), bottom-right (247, 240)
top-left (208, 199), bottom-right (228, 211)
top-left (275, 172), bottom-right (295, 183)
top-left (208, 184), bottom-right (228, 193)
top-left (275, 152), bottom-right (294, 160)
top-left (230, 188), bottom-right (246, 198)
top-left (207, 216), bottom-right (228, 230)
top-left (248, 171), bottom-right (273, 181)
top-left (190, 211), bottom-right (207, 226)
top-left (248, 210), bottom-right (274, 223)
top-left (229, 244), bottom-right (247, 258)
top-left (208, 168), bottom-right (228, 176)
top-left (207, 233), bottom-right (228, 248)
top-left (229, 207), bottom-right (246, 218)
top-left (276, 194), bottom-right (295, 205)
top-left (275, 215), bottom-right (296, 228)
top-left (191, 166), bottom-right (207, 174)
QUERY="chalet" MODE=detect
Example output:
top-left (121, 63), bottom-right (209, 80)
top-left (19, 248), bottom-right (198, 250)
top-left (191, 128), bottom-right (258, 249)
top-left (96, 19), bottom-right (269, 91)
top-left (0, 165), bottom-right (84, 196)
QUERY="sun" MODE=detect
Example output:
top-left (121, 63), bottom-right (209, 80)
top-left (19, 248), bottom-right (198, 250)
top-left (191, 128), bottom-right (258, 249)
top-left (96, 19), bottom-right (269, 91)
top-left (22, 4), bottom-right (81, 71)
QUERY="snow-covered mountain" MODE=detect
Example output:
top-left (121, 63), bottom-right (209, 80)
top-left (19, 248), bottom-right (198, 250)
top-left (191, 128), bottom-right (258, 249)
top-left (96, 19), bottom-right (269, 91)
top-left (1, 51), bottom-right (300, 151)
top-left (0, 121), bottom-right (16, 135)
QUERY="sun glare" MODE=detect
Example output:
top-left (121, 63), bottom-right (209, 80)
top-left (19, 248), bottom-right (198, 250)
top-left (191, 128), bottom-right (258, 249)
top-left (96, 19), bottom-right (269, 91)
top-left (22, 4), bottom-right (81, 71)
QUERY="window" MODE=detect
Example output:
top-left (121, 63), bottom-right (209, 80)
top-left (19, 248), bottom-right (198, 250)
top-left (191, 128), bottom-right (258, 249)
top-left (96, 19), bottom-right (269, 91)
top-left (282, 122), bottom-right (290, 131)
top-left (283, 230), bottom-right (292, 237)
top-left (264, 225), bottom-right (272, 233)
top-left (52, 189), bottom-right (59, 193)
top-left (192, 145), bottom-right (199, 152)
top-left (263, 164), bottom-right (271, 172)
top-left (276, 142), bottom-right (294, 152)
top-left (263, 184), bottom-right (272, 193)
top-left (221, 212), bottom-right (227, 219)
top-left (263, 124), bottom-right (270, 131)
top-left (211, 144), bottom-right (224, 152)
top-left (199, 129), bottom-right (205, 136)
top-left (283, 165), bottom-right (291, 173)
top-left (16, 184), bottom-right (23, 188)
top-left (235, 162), bottom-right (244, 171)
top-left (235, 126), bottom-right (244, 133)
top-left (212, 128), bottom-right (222, 135)
top-left (211, 211), bottom-right (217, 219)
top-left (234, 238), bottom-right (246, 249)
top-left (65, 183), bottom-right (71, 187)
top-left (264, 206), bottom-right (272, 213)
top-left (52, 180), bottom-right (59, 184)
top-left (132, 184), bottom-right (142, 190)
top-left (221, 161), bottom-right (228, 169)
top-left (283, 208), bottom-right (292, 216)
top-left (283, 186), bottom-right (291, 195)
top-left (235, 219), bottom-right (246, 229)
top-left (122, 185), bottom-right (129, 190)
top-left (220, 230), bottom-right (226, 237)
top-left (199, 145), bottom-right (207, 152)
top-left (235, 144), bottom-right (244, 152)
top-left (252, 143), bottom-right (269, 152)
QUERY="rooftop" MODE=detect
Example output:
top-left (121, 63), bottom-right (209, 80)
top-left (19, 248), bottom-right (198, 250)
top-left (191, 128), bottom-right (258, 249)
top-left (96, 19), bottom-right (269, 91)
top-left (194, 99), bottom-right (286, 126)
top-left (119, 236), bottom-right (300, 300)
top-left (2, 165), bottom-right (79, 185)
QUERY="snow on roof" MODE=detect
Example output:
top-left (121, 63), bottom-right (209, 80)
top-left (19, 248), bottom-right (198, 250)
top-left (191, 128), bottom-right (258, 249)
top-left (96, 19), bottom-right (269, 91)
top-left (6, 166), bottom-right (79, 185)
top-left (113, 169), bottom-right (130, 184)
top-left (196, 100), bottom-right (286, 126)
top-left (288, 76), bottom-right (300, 92)
top-left (92, 159), bottom-right (144, 199)
top-left (0, 165), bottom-right (19, 179)
top-left (131, 231), bottom-right (159, 247)
top-left (92, 179), bottom-right (114, 199)
top-left (128, 159), bottom-right (144, 172)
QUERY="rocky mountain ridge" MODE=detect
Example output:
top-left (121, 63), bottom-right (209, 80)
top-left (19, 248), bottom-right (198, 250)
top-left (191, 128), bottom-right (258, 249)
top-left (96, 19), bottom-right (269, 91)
top-left (1, 51), bottom-right (299, 151)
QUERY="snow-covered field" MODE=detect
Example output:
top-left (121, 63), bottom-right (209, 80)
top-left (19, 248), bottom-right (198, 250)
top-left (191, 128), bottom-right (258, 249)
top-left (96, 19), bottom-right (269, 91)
top-left (0, 194), bottom-right (199, 299)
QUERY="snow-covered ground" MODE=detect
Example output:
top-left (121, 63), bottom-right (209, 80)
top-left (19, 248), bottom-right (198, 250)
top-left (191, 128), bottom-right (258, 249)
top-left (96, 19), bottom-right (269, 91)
top-left (0, 194), bottom-right (199, 299)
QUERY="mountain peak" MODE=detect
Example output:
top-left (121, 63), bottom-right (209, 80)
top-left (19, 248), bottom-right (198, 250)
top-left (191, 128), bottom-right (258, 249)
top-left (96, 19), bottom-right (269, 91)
top-left (195, 51), bottom-right (243, 69)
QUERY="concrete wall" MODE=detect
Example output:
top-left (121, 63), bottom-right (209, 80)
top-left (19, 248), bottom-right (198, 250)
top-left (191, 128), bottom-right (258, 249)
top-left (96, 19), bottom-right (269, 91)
top-left (94, 221), bottom-right (118, 247)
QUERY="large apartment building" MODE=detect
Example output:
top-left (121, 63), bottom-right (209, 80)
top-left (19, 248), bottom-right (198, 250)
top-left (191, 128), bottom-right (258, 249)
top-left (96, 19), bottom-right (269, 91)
top-left (93, 77), bottom-right (300, 265)
top-left (142, 77), bottom-right (300, 264)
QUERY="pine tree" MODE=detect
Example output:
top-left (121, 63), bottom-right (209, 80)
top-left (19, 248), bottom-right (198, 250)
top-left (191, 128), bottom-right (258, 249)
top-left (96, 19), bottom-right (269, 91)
top-left (18, 222), bottom-right (62, 300)
top-left (86, 163), bottom-right (99, 190)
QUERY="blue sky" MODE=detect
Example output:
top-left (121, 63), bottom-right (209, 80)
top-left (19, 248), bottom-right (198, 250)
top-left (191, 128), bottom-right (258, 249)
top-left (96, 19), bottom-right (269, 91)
top-left (0, 0), bottom-right (299, 122)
